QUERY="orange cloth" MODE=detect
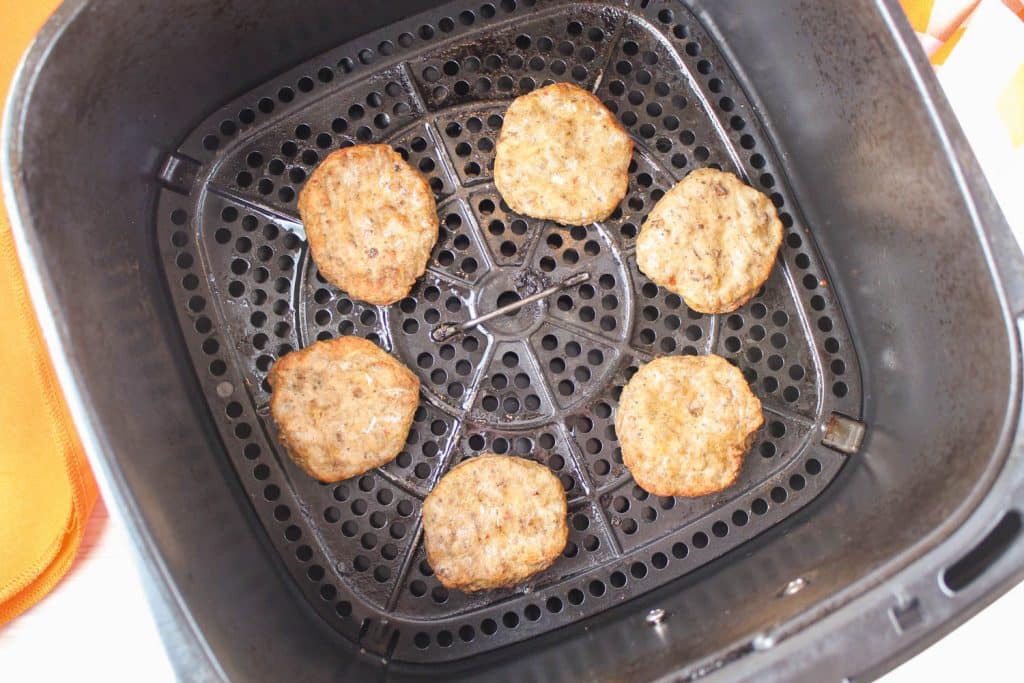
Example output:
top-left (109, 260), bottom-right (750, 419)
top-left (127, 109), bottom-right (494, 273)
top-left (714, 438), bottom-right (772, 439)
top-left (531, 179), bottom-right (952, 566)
top-left (903, 0), bottom-right (937, 32)
top-left (0, 0), bottom-right (97, 626)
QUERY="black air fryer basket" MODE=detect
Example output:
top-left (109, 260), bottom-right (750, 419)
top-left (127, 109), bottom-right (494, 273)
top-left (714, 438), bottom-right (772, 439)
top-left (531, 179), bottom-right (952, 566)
top-left (5, 1), bottom-right (1024, 680)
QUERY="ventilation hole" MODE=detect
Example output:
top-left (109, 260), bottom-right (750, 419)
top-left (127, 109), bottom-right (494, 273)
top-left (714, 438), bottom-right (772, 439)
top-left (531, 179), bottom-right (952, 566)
top-left (431, 585), bottom-right (449, 604)
top-left (537, 595), bottom-right (562, 616)
top-left (943, 510), bottom-right (1022, 593)
top-left (646, 552), bottom-right (666, 570)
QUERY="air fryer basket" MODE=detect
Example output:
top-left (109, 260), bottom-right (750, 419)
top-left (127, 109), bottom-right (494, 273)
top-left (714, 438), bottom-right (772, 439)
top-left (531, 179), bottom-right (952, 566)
top-left (156, 0), bottom-right (862, 661)
top-left (5, 0), bottom-right (1024, 681)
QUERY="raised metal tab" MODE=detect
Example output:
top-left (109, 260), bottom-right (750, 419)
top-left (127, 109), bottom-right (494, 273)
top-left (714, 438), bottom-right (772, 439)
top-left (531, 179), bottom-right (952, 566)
top-left (359, 618), bottom-right (399, 658)
top-left (822, 412), bottom-right (866, 454)
top-left (158, 153), bottom-right (201, 195)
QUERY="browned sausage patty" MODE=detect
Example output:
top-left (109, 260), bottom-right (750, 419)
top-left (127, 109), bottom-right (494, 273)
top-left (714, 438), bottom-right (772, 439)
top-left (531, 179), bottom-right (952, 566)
top-left (636, 168), bottom-right (782, 314)
top-left (494, 82), bottom-right (633, 225)
top-left (298, 144), bottom-right (438, 305)
top-left (615, 354), bottom-right (763, 496)
top-left (269, 336), bottom-right (420, 482)
top-left (423, 454), bottom-right (569, 591)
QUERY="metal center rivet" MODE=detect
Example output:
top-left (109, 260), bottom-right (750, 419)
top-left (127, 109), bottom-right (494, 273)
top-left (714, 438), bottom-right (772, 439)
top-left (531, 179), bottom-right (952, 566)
top-left (782, 576), bottom-right (807, 596)
top-left (645, 608), bottom-right (666, 625)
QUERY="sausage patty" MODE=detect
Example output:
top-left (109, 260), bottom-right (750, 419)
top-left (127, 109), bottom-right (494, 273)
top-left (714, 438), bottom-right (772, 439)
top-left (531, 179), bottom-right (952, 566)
top-left (269, 336), bottom-right (420, 482)
top-left (494, 83), bottom-right (633, 226)
top-left (423, 454), bottom-right (569, 591)
top-left (298, 144), bottom-right (438, 305)
top-left (636, 168), bottom-right (782, 314)
top-left (615, 354), bottom-right (763, 496)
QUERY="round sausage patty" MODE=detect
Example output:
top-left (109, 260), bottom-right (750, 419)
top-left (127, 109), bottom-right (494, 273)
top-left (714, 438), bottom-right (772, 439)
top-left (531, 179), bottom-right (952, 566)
top-left (423, 454), bottom-right (568, 591)
top-left (494, 82), bottom-right (633, 226)
top-left (298, 144), bottom-right (438, 305)
top-left (269, 336), bottom-right (420, 482)
top-left (615, 354), bottom-right (763, 496)
top-left (636, 168), bottom-right (782, 314)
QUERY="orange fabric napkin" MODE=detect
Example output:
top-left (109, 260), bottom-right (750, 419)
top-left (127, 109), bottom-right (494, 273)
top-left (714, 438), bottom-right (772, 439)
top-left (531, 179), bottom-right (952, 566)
top-left (0, 0), bottom-right (97, 626)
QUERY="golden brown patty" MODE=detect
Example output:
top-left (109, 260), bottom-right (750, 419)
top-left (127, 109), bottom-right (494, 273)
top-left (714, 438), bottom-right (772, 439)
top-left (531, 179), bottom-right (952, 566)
top-left (297, 144), bottom-right (438, 306)
top-left (494, 82), bottom-right (633, 226)
top-left (615, 354), bottom-right (763, 496)
top-left (423, 454), bottom-right (568, 591)
top-left (636, 168), bottom-right (783, 314)
top-left (268, 336), bottom-right (420, 482)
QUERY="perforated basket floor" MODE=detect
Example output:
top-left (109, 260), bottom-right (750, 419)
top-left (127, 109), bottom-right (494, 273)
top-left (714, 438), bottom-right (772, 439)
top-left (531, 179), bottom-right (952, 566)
top-left (156, 0), bottom-right (862, 663)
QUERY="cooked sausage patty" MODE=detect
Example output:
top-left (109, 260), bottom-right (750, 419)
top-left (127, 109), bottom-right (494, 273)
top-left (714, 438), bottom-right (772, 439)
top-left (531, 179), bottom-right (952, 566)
top-left (298, 144), bottom-right (438, 305)
top-left (615, 354), bottom-right (763, 496)
top-left (636, 168), bottom-right (782, 314)
top-left (268, 336), bottom-right (420, 482)
top-left (494, 83), bottom-right (633, 226)
top-left (423, 454), bottom-right (568, 591)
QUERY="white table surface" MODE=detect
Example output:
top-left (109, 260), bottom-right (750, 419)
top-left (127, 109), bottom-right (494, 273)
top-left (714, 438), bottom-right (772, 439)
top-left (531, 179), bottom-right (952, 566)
top-left (0, 501), bottom-right (176, 681)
